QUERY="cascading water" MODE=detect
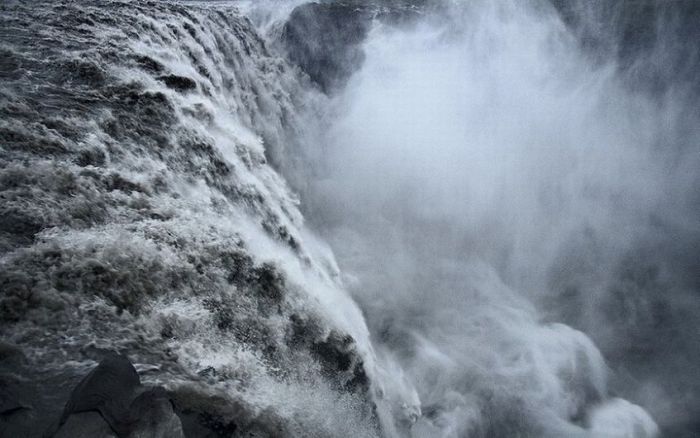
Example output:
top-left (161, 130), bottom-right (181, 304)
top-left (0, 2), bottom-right (378, 436)
top-left (1, 1), bottom-right (698, 437)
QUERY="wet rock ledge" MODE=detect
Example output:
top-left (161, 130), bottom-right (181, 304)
top-left (1, 348), bottom-right (263, 438)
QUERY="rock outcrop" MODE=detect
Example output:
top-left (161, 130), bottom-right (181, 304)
top-left (48, 353), bottom-right (184, 438)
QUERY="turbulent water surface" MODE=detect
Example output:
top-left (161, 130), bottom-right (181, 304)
top-left (1, 1), bottom-right (699, 437)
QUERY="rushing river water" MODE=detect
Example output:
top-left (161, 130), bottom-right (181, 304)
top-left (1, 1), bottom-right (699, 437)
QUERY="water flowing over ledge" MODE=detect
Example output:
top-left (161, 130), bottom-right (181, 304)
top-left (1, 1), bottom-right (699, 437)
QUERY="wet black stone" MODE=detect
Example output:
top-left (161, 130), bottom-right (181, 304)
top-left (197, 412), bottom-right (238, 437)
top-left (157, 74), bottom-right (197, 92)
top-left (0, 48), bottom-right (24, 81)
top-left (133, 55), bottom-right (164, 73)
top-left (41, 118), bottom-right (83, 142)
top-left (281, 2), bottom-right (371, 93)
top-left (171, 388), bottom-right (292, 438)
top-left (311, 330), bottom-right (370, 393)
top-left (0, 271), bottom-right (37, 322)
top-left (56, 353), bottom-right (140, 436)
top-left (0, 344), bottom-right (37, 437)
top-left (104, 173), bottom-right (146, 194)
top-left (54, 411), bottom-right (116, 438)
top-left (0, 208), bottom-right (44, 240)
top-left (75, 150), bottom-right (104, 168)
top-left (286, 313), bottom-right (325, 348)
top-left (197, 366), bottom-right (217, 379)
top-left (251, 262), bottom-right (285, 303)
top-left (127, 387), bottom-right (184, 437)
top-left (0, 126), bottom-right (68, 155)
top-left (65, 59), bottom-right (106, 86)
top-left (49, 353), bottom-right (185, 438)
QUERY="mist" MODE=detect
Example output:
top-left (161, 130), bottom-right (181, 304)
top-left (293, 1), bottom-right (700, 436)
top-left (2, 0), bottom-right (698, 437)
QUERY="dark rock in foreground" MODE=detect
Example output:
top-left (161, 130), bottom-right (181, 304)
top-left (281, 2), bottom-right (372, 93)
top-left (279, 1), bottom-right (429, 94)
top-left (56, 353), bottom-right (140, 435)
top-left (157, 75), bottom-right (198, 92)
top-left (48, 353), bottom-right (184, 438)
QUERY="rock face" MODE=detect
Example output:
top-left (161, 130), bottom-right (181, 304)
top-left (56, 353), bottom-right (140, 435)
top-left (281, 2), bottom-right (372, 93)
top-left (0, 343), bottom-right (37, 438)
top-left (157, 75), bottom-right (198, 92)
top-left (279, 1), bottom-right (429, 94)
top-left (49, 353), bottom-right (185, 438)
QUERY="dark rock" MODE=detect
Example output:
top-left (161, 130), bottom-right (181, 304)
top-left (55, 353), bottom-right (140, 436)
top-left (169, 390), bottom-right (241, 438)
top-left (311, 330), bottom-right (370, 392)
top-left (170, 387), bottom-right (289, 438)
top-left (54, 411), bottom-right (117, 438)
top-left (0, 48), bottom-right (24, 81)
top-left (281, 2), bottom-right (372, 93)
top-left (104, 173), bottom-right (146, 194)
top-left (0, 341), bottom-right (25, 367)
top-left (65, 59), bottom-right (106, 86)
top-left (157, 74), bottom-right (197, 92)
top-left (0, 344), bottom-right (37, 437)
top-left (127, 387), bottom-right (184, 438)
top-left (280, 1), bottom-right (428, 93)
top-left (0, 271), bottom-right (39, 322)
top-left (133, 55), bottom-right (164, 74)
top-left (0, 125), bottom-right (68, 155)
top-left (251, 262), bottom-right (285, 303)
top-left (75, 148), bottom-right (106, 167)
top-left (196, 411), bottom-right (239, 437)
top-left (196, 367), bottom-right (217, 379)
top-left (286, 315), bottom-right (371, 394)
top-left (0, 377), bottom-right (31, 416)
top-left (1, 407), bottom-right (35, 438)
top-left (50, 353), bottom-right (185, 438)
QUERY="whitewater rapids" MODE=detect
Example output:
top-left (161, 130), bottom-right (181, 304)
top-left (1, 1), bottom-right (699, 437)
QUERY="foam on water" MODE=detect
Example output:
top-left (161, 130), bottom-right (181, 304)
top-left (2, 0), bottom-right (698, 436)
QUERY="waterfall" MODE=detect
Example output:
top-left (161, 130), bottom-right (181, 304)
top-left (1, 1), bottom-right (698, 437)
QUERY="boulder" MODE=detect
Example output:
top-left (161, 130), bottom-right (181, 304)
top-left (50, 353), bottom-right (184, 438)
top-left (157, 75), bottom-right (197, 92)
top-left (0, 342), bottom-right (36, 437)
top-left (56, 353), bottom-right (139, 436)
top-left (54, 412), bottom-right (117, 438)
top-left (128, 387), bottom-right (184, 438)
top-left (281, 2), bottom-right (372, 93)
